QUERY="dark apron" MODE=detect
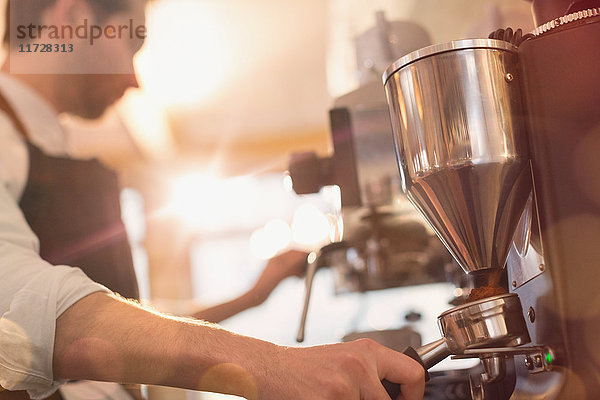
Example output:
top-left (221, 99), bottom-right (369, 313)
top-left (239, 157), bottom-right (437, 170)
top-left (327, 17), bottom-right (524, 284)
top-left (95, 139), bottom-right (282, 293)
top-left (0, 91), bottom-right (139, 300)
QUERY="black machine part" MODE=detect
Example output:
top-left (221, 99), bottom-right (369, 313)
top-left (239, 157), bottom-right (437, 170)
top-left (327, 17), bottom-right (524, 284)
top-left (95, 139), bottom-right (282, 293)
top-left (514, 15), bottom-right (600, 399)
top-left (526, 0), bottom-right (600, 25)
top-left (288, 108), bottom-right (362, 207)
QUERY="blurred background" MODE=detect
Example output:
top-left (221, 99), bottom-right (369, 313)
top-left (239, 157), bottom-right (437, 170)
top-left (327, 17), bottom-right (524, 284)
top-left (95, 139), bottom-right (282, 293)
top-left (1, 0), bottom-right (534, 399)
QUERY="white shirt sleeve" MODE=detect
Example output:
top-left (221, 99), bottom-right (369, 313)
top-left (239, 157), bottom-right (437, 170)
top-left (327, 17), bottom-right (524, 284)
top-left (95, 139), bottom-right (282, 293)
top-left (0, 173), bottom-right (110, 398)
top-left (0, 113), bottom-right (29, 200)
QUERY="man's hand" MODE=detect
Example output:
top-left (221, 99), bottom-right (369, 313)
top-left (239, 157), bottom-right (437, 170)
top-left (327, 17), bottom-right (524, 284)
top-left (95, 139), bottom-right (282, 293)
top-left (264, 339), bottom-right (425, 400)
top-left (249, 250), bottom-right (307, 306)
top-left (55, 293), bottom-right (425, 400)
top-left (191, 250), bottom-right (308, 323)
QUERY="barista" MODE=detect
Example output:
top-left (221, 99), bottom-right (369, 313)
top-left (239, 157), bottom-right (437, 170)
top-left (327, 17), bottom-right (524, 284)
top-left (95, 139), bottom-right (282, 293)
top-left (0, 0), bottom-right (425, 399)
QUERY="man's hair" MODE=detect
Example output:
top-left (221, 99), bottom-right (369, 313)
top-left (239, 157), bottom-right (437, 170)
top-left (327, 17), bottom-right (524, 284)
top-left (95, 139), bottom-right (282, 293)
top-left (3, 0), bottom-right (130, 45)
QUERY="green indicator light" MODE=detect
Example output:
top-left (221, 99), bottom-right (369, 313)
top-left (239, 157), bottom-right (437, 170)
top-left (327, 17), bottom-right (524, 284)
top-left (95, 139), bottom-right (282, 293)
top-left (545, 352), bottom-right (553, 365)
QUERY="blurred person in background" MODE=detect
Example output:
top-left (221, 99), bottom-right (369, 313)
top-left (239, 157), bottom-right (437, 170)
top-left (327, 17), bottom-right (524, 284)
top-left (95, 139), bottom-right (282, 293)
top-left (0, 1), bottom-right (425, 400)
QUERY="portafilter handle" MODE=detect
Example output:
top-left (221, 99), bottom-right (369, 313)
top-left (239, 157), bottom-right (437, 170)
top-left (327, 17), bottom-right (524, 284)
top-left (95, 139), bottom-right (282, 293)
top-left (414, 337), bottom-right (452, 370)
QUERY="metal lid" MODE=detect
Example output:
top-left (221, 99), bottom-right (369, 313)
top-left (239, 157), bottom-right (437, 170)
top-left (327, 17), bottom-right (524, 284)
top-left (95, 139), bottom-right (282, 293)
top-left (382, 38), bottom-right (518, 85)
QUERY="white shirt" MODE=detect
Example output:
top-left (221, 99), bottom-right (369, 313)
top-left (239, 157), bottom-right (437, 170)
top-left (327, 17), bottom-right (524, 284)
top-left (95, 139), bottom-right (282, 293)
top-left (0, 73), bottom-right (110, 399)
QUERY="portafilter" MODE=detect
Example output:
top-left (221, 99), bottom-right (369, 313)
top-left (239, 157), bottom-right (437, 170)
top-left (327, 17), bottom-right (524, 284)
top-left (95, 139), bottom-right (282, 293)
top-left (410, 293), bottom-right (530, 369)
top-left (384, 293), bottom-right (530, 396)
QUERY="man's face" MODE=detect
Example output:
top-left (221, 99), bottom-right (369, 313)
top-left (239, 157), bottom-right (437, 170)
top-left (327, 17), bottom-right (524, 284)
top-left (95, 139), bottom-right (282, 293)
top-left (60, 0), bottom-right (146, 119)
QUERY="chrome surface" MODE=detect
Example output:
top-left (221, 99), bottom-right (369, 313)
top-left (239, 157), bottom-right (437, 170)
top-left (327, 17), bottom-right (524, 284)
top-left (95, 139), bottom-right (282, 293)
top-left (506, 185), bottom-right (545, 288)
top-left (414, 294), bottom-right (531, 371)
top-left (470, 374), bottom-right (485, 400)
top-left (382, 39), bottom-right (517, 84)
top-left (384, 40), bottom-right (531, 274)
top-left (438, 294), bottom-right (531, 353)
top-left (296, 251), bottom-right (320, 343)
top-left (481, 356), bottom-right (506, 383)
top-left (460, 345), bottom-right (555, 374)
top-left (469, 355), bottom-right (517, 400)
top-left (462, 346), bottom-right (548, 356)
top-left (416, 337), bottom-right (451, 370)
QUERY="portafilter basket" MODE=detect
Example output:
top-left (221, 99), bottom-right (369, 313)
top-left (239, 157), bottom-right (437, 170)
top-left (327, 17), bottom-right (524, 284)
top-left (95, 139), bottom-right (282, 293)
top-left (413, 293), bottom-right (531, 370)
top-left (384, 293), bottom-right (530, 396)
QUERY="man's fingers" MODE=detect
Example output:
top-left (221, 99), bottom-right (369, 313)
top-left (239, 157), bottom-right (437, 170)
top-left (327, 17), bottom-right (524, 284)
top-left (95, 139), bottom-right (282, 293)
top-left (362, 380), bottom-right (395, 400)
top-left (376, 346), bottom-right (425, 400)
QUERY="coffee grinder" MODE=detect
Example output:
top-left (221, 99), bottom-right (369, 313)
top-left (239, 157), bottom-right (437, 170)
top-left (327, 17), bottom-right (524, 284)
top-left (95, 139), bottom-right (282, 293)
top-left (383, 2), bottom-right (600, 398)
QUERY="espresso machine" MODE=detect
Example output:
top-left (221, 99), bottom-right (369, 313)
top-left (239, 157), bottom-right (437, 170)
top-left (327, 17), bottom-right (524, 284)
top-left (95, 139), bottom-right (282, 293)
top-left (381, 0), bottom-right (600, 398)
top-left (288, 15), bottom-right (453, 321)
top-left (289, 23), bottom-right (476, 397)
top-left (290, 80), bottom-right (453, 334)
top-left (289, 80), bottom-right (474, 399)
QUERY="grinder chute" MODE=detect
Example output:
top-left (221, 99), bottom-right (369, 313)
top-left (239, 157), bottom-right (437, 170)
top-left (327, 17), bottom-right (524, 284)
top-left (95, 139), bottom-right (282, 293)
top-left (383, 39), bottom-right (532, 295)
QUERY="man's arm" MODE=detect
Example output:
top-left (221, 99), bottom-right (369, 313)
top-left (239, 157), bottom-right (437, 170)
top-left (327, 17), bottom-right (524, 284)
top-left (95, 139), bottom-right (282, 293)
top-left (192, 250), bottom-right (307, 323)
top-left (54, 292), bottom-right (425, 400)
